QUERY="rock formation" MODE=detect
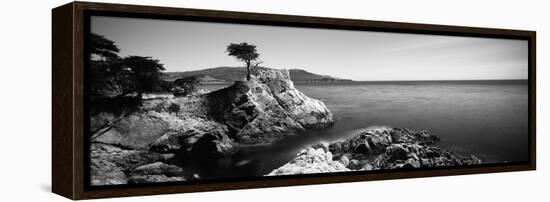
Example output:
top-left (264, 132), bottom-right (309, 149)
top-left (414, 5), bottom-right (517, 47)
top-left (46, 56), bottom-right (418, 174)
top-left (90, 67), bottom-right (335, 185)
top-left (206, 68), bottom-right (334, 144)
top-left (267, 127), bottom-right (482, 176)
top-left (266, 148), bottom-right (350, 176)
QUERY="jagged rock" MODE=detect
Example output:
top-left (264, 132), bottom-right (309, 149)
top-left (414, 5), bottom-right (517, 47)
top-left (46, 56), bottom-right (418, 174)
top-left (93, 112), bottom-right (171, 150)
top-left (371, 141), bottom-right (481, 170)
top-left (348, 159), bottom-right (362, 170)
top-left (130, 162), bottom-right (184, 176)
top-left (149, 116), bottom-right (234, 156)
top-left (89, 143), bottom-right (174, 186)
top-left (327, 127), bottom-right (440, 156)
top-left (338, 155), bottom-right (350, 167)
top-left (269, 127), bottom-right (482, 175)
top-left (90, 158), bottom-right (127, 185)
top-left (403, 158), bottom-right (421, 168)
top-left (125, 162), bottom-right (189, 184)
top-left (329, 131), bottom-right (392, 155)
top-left (206, 68), bottom-right (334, 144)
top-left (386, 144), bottom-right (410, 161)
top-left (266, 148), bottom-right (349, 176)
top-left (190, 132), bottom-right (235, 156)
top-left (128, 175), bottom-right (186, 184)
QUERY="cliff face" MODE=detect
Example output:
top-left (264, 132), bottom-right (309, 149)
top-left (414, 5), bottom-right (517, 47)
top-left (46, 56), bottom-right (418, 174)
top-left (206, 68), bottom-right (334, 144)
top-left (90, 68), bottom-right (335, 185)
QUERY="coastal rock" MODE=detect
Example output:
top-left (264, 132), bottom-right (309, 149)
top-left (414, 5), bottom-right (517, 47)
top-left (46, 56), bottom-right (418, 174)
top-left (93, 112), bottom-right (170, 150)
top-left (252, 69), bottom-right (334, 128)
top-left (126, 162), bottom-right (188, 183)
top-left (92, 68), bottom-right (334, 152)
top-left (149, 115), bottom-right (234, 156)
top-left (338, 155), bottom-right (350, 167)
top-left (128, 175), bottom-right (186, 184)
top-left (266, 148), bottom-right (349, 176)
top-left (386, 144), bottom-right (410, 161)
top-left (89, 143), bottom-right (175, 186)
top-left (269, 127), bottom-right (482, 175)
top-left (206, 68), bottom-right (334, 144)
top-left (328, 127), bottom-right (439, 156)
top-left (90, 158), bottom-right (127, 185)
top-left (359, 129), bottom-right (482, 170)
top-left (90, 67), bottom-right (337, 183)
top-left (130, 162), bottom-right (184, 176)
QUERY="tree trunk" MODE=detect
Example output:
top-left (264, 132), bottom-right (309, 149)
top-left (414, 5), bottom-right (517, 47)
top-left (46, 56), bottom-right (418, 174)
top-left (246, 61), bottom-right (251, 81)
top-left (246, 66), bottom-right (251, 81)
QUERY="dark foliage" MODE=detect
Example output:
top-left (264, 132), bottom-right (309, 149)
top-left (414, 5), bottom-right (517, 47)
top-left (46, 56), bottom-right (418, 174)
top-left (121, 56), bottom-right (165, 100)
top-left (89, 33), bottom-right (166, 111)
top-left (89, 33), bottom-right (133, 98)
top-left (90, 33), bottom-right (120, 59)
top-left (226, 43), bottom-right (261, 81)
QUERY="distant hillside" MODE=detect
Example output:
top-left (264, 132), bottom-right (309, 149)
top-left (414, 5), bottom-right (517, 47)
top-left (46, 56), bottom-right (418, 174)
top-left (161, 67), bottom-right (351, 83)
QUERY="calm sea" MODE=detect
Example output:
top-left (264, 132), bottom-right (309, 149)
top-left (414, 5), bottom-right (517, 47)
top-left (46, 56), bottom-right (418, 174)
top-left (178, 80), bottom-right (529, 179)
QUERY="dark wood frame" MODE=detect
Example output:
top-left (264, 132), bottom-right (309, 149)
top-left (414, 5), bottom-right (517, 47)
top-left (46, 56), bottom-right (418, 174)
top-left (52, 1), bottom-right (536, 200)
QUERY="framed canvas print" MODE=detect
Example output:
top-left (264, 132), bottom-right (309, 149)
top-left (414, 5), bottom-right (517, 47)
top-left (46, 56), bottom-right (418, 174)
top-left (52, 1), bottom-right (536, 200)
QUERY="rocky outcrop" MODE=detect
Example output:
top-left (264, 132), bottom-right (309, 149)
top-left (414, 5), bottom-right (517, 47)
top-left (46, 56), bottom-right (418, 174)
top-left (127, 162), bottom-right (189, 184)
top-left (89, 143), bottom-right (182, 185)
top-left (90, 67), bottom-right (335, 184)
top-left (148, 115), bottom-right (234, 156)
top-left (206, 68), bottom-right (334, 144)
top-left (328, 127), bottom-right (440, 156)
top-left (268, 127), bottom-right (481, 175)
top-left (267, 148), bottom-right (349, 176)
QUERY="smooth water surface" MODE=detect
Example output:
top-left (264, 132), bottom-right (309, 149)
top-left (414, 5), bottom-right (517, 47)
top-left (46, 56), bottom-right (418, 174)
top-left (177, 81), bottom-right (529, 179)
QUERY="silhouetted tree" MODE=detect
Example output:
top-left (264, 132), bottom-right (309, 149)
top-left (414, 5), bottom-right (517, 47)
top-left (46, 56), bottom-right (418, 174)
top-left (226, 42), bottom-right (261, 81)
top-left (90, 33), bottom-right (130, 97)
top-left (90, 33), bottom-right (120, 60)
top-left (122, 56), bottom-right (165, 100)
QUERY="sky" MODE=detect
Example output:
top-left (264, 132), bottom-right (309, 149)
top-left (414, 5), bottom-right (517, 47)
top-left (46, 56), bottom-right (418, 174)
top-left (91, 16), bottom-right (528, 81)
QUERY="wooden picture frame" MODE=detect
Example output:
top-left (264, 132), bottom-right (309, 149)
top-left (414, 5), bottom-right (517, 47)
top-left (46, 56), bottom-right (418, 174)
top-left (52, 1), bottom-right (536, 200)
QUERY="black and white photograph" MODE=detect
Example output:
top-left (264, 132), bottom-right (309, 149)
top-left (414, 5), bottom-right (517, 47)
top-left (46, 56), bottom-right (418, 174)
top-left (87, 15), bottom-right (529, 186)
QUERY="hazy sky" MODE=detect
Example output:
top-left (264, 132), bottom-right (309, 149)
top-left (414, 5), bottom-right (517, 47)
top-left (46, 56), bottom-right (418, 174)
top-left (91, 16), bottom-right (528, 81)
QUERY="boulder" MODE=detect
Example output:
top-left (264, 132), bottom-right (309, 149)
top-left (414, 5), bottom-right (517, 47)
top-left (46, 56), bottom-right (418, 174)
top-left (149, 116), bottom-right (234, 156)
top-left (130, 162), bottom-right (184, 176)
top-left (266, 148), bottom-right (349, 176)
top-left (90, 158), bottom-right (127, 185)
top-left (93, 112), bottom-right (171, 150)
top-left (89, 143), bottom-right (174, 186)
top-left (386, 144), bottom-right (410, 161)
top-left (338, 155), bottom-right (350, 167)
top-left (328, 133), bottom-right (389, 155)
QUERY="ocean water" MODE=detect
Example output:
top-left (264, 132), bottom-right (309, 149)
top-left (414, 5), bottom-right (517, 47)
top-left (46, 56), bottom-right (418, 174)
top-left (179, 81), bottom-right (529, 179)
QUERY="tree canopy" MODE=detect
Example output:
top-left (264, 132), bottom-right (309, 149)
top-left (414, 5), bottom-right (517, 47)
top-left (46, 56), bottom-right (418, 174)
top-left (122, 56), bottom-right (165, 99)
top-left (89, 33), bottom-right (165, 101)
top-left (90, 33), bottom-right (120, 60)
top-left (226, 42), bottom-right (261, 81)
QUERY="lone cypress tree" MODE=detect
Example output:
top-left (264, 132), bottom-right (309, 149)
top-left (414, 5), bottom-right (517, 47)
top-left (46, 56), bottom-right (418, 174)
top-left (226, 42), bottom-right (261, 81)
